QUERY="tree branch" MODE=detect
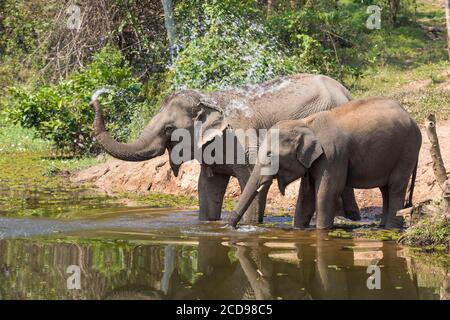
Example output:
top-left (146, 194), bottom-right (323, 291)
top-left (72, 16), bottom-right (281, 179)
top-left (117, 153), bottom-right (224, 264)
top-left (425, 113), bottom-right (450, 213)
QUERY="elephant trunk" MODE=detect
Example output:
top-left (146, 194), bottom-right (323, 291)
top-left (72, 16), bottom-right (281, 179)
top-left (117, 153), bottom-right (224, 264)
top-left (91, 100), bottom-right (165, 162)
top-left (229, 164), bottom-right (272, 228)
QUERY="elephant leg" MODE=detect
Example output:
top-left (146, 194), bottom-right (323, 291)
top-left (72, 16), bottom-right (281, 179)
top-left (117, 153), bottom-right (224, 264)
top-left (257, 181), bottom-right (271, 224)
top-left (335, 196), bottom-right (345, 218)
top-left (315, 192), bottom-right (339, 230)
top-left (342, 187), bottom-right (361, 221)
top-left (294, 176), bottom-right (316, 228)
top-left (379, 186), bottom-right (389, 227)
top-left (314, 174), bottom-right (343, 230)
top-left (385, 165), bottom-right (412, 228)
top-left (385, 186), bottom-right (407, 229)
top-left (198, 165), bottom-right (230, 221)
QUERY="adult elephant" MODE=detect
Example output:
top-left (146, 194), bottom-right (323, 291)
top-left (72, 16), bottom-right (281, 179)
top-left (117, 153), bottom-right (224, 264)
top-left (91, 74), bottom-right (359, 224)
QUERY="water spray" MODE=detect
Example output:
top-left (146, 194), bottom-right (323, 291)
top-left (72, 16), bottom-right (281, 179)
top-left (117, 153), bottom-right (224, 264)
top-left (90, 86), bottom-right (117, 103)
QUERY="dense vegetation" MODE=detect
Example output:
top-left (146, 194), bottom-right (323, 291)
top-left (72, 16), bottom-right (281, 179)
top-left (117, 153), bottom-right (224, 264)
top-left (0, 0), bottom-right (449, 155)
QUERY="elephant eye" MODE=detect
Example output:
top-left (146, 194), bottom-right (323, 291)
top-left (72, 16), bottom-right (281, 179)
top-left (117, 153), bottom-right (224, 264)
top-left (266, 151), bottom-right (272, 158)
top-left (164, 124), bottom-right (175, 135)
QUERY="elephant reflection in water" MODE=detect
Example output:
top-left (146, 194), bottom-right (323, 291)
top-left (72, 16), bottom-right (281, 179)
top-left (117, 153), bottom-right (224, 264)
top-left (162, 237), bottom-right (423, 300)
top-left (123, 238), bottom-right (307, 300)
top-left (441, 274), bottom-right (450, 300)
top-left (163, 239), bottom-right (278, 299)
top-left (1, 238), bottom-right (446, 300)
top-left (76, 238), bottom-right (430, 300)
top-left (295, 236), bottom-right (421, 300)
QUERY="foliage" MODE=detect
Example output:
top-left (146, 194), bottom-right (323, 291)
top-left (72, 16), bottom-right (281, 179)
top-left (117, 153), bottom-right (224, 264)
top-left (0, 114), bottom-right (50, 152)
top-left (169, 0), bottom-right (364, 91)
top-left (266, 2), bottom-right (369, 80)
top-left (399, 215), bottom-right (450, 249)
top-left (170, 12), bottom-right (296, 90)
top-left (0, 0), bottom-right (169, 89)
top-left (0, 0), bottom-right (57, 92)
top-left (1, 0), bottom-right (449, 156)
top-left (6, 46), bottom-right (145, 155)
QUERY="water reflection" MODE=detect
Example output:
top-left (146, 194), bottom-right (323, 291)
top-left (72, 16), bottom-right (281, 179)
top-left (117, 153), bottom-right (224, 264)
top-left (0, 234), bottom-right (448, 300)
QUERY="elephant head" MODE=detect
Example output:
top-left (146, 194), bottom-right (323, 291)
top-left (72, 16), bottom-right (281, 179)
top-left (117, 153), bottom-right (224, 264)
top-left (91, 90), bottom-right (229, 176)
top-left (229, 121), bottom-right (323, 227)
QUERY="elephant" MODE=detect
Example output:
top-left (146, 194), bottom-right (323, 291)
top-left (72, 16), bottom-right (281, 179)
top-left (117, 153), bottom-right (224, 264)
top-left (91, 73), bottom-right (360, 224)
top-left (229, 97), bottom-right (422, 229)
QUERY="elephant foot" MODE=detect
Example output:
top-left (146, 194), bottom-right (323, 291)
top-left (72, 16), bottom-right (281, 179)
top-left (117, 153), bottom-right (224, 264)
top-left (344, 210), bottom-right (361, 221)
top-left (385, 216), bottom-right (404, 230)
top-left (227, 211), bottom-right (241, 228)
top-left (243, 214), bottom-right (260, 225)
top-left (294, 224), bottom-right (310, 230)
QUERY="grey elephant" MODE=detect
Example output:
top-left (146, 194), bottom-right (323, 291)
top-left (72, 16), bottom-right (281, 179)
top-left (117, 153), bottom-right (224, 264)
top-left (229, 97), bottom-right (421, 229)
top-left (91, 74), bottom-right (360, 224)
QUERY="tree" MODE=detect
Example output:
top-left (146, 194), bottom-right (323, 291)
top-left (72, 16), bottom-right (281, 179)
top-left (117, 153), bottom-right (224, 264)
top-left (267, 0), bottom-right (274, 15)
top-left (290, 0), bottom-right (297, 10)
top-left (425, 114), bottom-right (450, 214)
top-left (445, 0), bottom-right (450, 58)
top-left (387, 0), bottom-right (401, 24)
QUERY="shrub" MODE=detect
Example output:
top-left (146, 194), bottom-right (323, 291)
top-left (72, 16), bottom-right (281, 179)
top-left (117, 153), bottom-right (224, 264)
top-left (399, 215), bottom-right (450, 249)
top-left (6, 46), bottom-right (145, 155)
top-left (169, 0), bottom-right (295, 91)
top-left (169, 0), bottom-right (364, 92)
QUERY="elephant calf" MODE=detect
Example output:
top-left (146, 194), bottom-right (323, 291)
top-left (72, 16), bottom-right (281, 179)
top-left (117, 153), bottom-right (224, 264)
top-left (229, 97), bottom-right (422, 229)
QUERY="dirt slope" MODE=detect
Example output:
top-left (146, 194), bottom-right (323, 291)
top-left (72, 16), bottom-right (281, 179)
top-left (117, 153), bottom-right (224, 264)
top-left (72, 121), bottom-right (450, 214)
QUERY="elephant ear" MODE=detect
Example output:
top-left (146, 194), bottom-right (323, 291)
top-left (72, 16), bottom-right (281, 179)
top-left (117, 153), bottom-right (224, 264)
top-left (296, 128), bottom-right (323, 168)
top-left (195, 99), bottom-right (229, 148)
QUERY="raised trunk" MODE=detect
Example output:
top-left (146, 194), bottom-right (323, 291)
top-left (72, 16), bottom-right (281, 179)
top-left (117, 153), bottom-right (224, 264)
top-left (91, 100), bottom-right (165, 162)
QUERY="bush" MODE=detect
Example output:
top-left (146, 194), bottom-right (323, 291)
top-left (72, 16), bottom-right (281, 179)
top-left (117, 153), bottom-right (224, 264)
top-left (6, 46), bottom-right (145, 155)
top-left (169, 19), bottom-right (298, 90)
top-left (168, 0), bottom-right (365, 92)
top-left (399, 215), bottom-right (450, 250)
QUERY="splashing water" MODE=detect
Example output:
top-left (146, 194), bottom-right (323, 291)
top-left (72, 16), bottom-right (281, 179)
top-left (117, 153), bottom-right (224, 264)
top-left (235, 225), bottom-right (260, 233)
top-left (224, 99), bottom-right (254, 118)
top-left (91, 86), bottom-right (116, 102)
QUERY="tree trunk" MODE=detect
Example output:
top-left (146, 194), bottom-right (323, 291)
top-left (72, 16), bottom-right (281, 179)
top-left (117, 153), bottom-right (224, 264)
top-left (388, 0), bottom-right (400, 24)
top-left (267, 0), bottom-right (274, 15)
top-left (445, 0), bottom-right (450, 59)
top-left (161, 0), bottom-right (177, 59)
top-left (425, 114), bottom-right (450, 214)
top-left (290, 0), bottom-right (297, 10)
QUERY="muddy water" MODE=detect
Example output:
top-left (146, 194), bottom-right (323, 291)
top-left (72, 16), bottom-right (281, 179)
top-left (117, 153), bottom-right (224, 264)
top-left (0, 206), bottom-right (449, 300)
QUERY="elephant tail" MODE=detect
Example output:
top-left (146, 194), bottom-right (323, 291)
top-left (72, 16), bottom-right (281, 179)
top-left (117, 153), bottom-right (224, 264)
top-left (404, 159), bottom-right (418, 208)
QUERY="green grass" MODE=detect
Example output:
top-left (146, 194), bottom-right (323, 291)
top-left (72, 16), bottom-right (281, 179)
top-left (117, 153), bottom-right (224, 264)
top-left (0, 113), bottom-right (98, 174)
top-left (399, 214), bottom-right (450, 251)
top-left (42, 156), bottom-right (100, 176)
top-left (123, 192), bottom-right (199, 209)
top-left (351, 0), bottom-right (450, 121)
top-left (0, 121), bottom-right (50, 153)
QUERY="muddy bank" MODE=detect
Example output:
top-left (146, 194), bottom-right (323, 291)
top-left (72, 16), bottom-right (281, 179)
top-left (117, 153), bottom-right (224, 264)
top-left (72, 121), bottom-right (450, 213)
